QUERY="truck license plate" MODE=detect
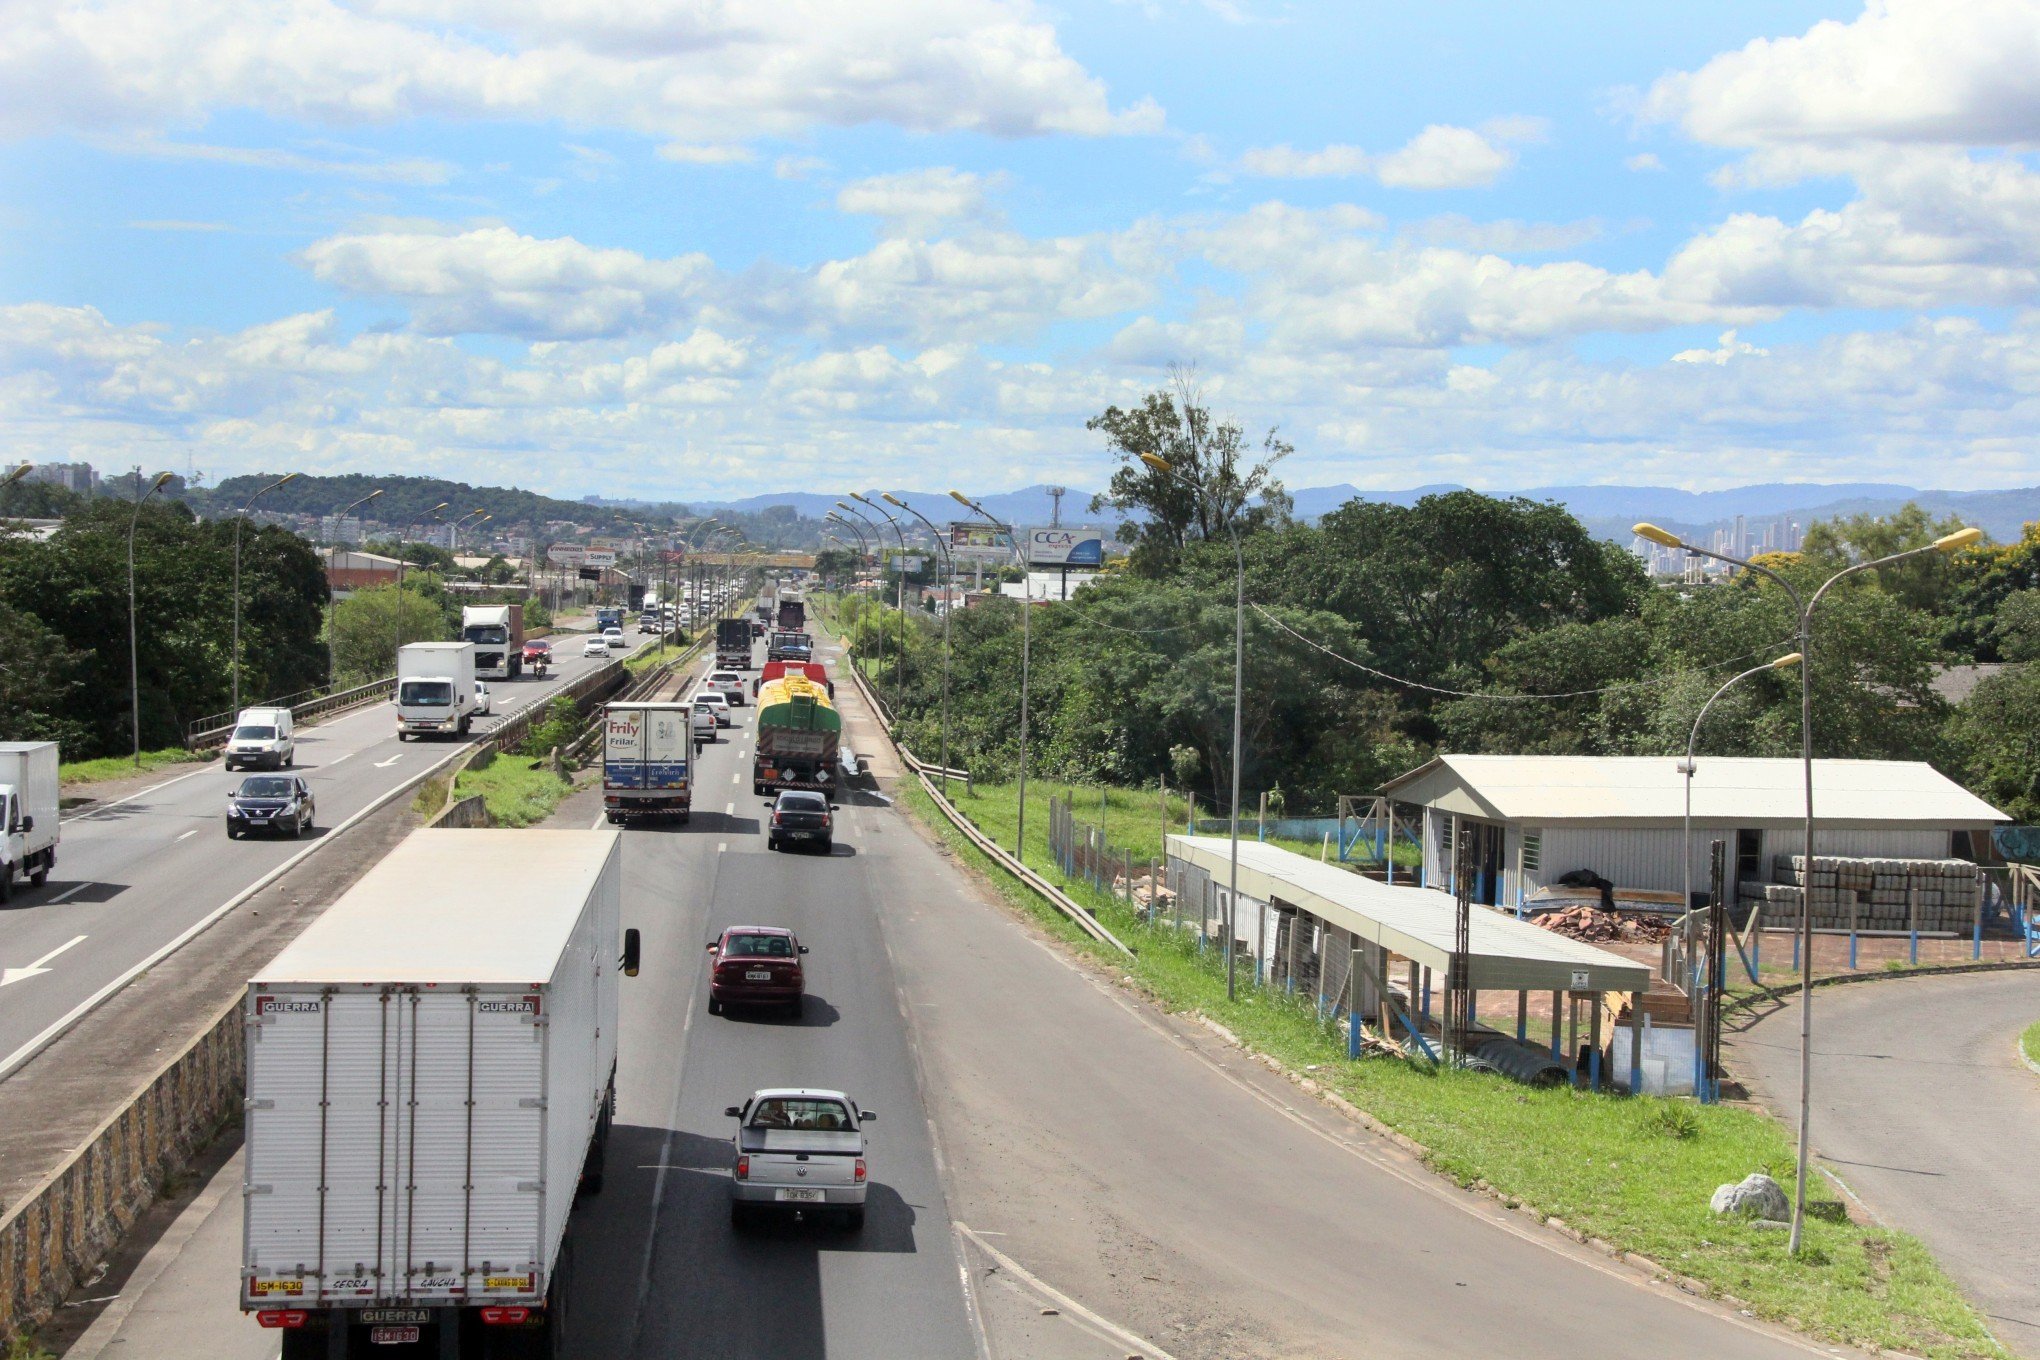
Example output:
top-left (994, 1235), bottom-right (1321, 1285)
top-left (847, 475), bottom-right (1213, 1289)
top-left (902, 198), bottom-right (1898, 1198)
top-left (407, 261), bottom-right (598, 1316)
top-left (746, 970), bottom-right (771, 981)
top-left (776, 1188), bottom-right (825, 1202)
top-left (369, 1326), bottom-right (420, 1345)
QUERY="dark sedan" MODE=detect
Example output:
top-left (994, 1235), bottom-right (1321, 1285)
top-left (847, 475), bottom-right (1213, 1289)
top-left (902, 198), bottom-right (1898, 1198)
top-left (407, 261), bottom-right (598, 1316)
top-left (707, 926), bottom-right (809, 1016)
top-left (227, 774), bottom-right (315, 839)
top-left (765, 790), bottom-right (834, 853)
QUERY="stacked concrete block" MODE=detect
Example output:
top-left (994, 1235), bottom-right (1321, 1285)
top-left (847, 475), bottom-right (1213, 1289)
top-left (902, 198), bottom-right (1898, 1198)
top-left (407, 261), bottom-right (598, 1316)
top-left (1742, 855), bottom-right (1979, 932)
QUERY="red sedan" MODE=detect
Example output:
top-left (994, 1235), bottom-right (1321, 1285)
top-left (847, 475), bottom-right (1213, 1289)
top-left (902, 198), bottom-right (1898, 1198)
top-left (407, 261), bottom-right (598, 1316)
top-left (706, 926), bottom-right (809, 1016)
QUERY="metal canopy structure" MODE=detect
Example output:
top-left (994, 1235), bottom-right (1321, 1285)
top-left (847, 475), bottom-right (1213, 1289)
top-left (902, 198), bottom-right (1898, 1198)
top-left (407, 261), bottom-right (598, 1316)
top-left (1166, 834), bottom-right (1650, 996)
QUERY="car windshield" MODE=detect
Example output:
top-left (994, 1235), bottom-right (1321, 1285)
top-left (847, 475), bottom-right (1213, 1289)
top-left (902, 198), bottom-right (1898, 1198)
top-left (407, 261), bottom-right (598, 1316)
top-left (238, 777), bottom-right (292, 797)
top-left (398, 680), bottom-right (452, 706)
top-left (749, 1098), bottom-right (852, 1131)
top-left (724, 933), bottom-right (795, 958)
top-left (231, 725), bottom-right (276, 741)
top-left (780, 793), bottom-right (827, 812)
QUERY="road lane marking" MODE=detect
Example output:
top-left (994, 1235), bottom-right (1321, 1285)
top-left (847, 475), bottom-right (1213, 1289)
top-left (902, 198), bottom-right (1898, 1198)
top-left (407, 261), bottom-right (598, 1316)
top-left (373, 754), bottom-right (404, 768)
top-left (62, 765), bottom-right (213, 823)
top-left (955, 1224), bottom-right (1178, 1360)
top-left (724, 802), bottom-right (733, 815)
top-left (48, 882), bottom-right (97, 904)
top-left (175, 829), bottom-right (199, 841)
top-left (718, 841), bottom-right (727, 853)
top-left (1, 935), bottom-right (88, 987)
top-left (328, 752), bottom-right (353, 765)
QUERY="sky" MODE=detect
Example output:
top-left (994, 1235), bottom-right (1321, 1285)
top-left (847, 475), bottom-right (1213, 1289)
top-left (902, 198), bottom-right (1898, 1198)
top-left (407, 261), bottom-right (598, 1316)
top-left (4, 0), bottom-right (2040, 503)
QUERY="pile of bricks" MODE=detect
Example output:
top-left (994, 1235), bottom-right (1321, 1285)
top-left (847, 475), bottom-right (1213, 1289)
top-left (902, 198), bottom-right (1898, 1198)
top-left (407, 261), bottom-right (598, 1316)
top-left (1531, 905), bottom-right (1672, 944)
top-left (1737, 855), bottom-right (1979, 931)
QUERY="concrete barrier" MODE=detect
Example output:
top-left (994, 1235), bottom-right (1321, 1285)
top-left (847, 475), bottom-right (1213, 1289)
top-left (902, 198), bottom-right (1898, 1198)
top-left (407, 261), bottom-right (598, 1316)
top-left (430, 792), bottom-right (491, 829)
top-left (0, 996), bottom-right (242, 1346)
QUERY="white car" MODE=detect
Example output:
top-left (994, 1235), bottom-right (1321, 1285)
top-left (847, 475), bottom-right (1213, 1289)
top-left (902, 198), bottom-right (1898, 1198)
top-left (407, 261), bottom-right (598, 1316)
top-left (727, 1088), bottom-right (874, 1230)
top-left (703, 671), bottom-right (746, 706)
top-left (691, 690), bottom-right (733, 726)
top-left (603, 627), bottom-right (628, 650)
top-left (473, 682), bottom-right (492, 716)
top-left (582, 636), bottom-right (611, 658)
top-left (691, 703), bottom-right (718, 746)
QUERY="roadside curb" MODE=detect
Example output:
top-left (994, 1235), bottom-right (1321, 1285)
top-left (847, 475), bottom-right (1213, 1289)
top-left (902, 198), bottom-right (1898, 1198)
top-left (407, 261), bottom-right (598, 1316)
top-left (1723, 957), bottom-right (2040, 1024)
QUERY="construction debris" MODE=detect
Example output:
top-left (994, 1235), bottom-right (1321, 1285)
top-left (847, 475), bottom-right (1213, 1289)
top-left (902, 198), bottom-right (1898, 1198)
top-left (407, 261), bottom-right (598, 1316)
top-left (1531, 905), bottom-right (1672, 944)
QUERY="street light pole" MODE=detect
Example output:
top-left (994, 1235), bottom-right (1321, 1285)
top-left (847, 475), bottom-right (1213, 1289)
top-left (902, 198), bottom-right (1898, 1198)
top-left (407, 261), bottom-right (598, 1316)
top-left (1681, 651), bottom-right (1801, 1100)
top-left (1634, 520), bottom-right (1980, 1251)
top-left (952, 491), bottom-right (1031, 855)
top-left (232, 472), bottom-right (300, 714)
top-left (886, 494), bottom-right (954, 794)
top-left (395, 501), bottom-right (450, 668)
top-left (1140, 452), bottom-right (1248, 1000)
top-left (852, 494), bottom-right (909, 699)
top-left (127, 470), bottom-right (174, 766)
top-left (836, 501), bottom-right (888, 680)
top-left (326, 488), bottom-right (384, 686)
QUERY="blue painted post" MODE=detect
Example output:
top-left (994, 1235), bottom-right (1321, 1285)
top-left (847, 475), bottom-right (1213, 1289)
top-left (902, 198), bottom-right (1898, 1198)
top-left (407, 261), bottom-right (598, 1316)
top-left (1589, 1042), bottom-right (1601, 1093)
top-left (1421, 968), bottom-right (1431, 1020)
top-left (1849, 927), bottom-right (1858, 972)
top-left (1515, 991), bottom-right (1527, 1043)
top-left (1550, 991), bottom-right (1563, 1061)
top-left (1791, 924), bottom-right (1800, 974)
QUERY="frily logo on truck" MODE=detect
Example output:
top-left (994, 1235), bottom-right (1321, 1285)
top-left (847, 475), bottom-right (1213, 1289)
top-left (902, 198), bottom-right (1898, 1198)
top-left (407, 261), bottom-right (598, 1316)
top-left (478, 995), bottom-right (541, 1016)
top-left (253, 997), bottom-right (322, 1016)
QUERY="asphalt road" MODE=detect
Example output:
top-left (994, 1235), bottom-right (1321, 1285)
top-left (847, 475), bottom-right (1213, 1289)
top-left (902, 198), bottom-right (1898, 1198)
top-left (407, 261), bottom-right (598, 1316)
top-left (60, 642), bottom-right (979, 1360)
top-left (0, 634), bottom-right (640, 1078)
top-left (1729, 971), bottom-right (2040, 1356)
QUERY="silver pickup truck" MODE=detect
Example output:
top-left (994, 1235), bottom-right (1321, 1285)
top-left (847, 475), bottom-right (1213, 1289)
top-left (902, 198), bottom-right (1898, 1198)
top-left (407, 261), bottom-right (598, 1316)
top-left (725, 1087), bottom-right (875, 1230)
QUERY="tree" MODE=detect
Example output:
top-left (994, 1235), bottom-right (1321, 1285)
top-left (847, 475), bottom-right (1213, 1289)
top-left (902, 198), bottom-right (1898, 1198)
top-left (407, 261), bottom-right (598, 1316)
top-left (0, 601), bottom-right (89, 747)
top-left (330, 586), bottom-right (456, 684)
top-left (1995, 589), bottom-right (2040, 662)
top-left (1948, 665), bottom-right (2040, 822)
top-left (1087, 369), bottom-right (1293, 570)
top-left (812, 548), bottom-right (861, 582)
top-left (1801, 502), bottom-right (1971, 614)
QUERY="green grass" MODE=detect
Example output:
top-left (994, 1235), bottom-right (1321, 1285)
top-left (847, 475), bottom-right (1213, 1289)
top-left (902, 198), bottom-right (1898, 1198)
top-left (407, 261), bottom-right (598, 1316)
top-left (59, 747), bottom-right (209, 786)
top-left (905, 776), bottom-right (2004, 1359)
top-left (453, 753), bottom-right (574, 828)
top-left (2022, 1020), bottom-right (2040, 1070)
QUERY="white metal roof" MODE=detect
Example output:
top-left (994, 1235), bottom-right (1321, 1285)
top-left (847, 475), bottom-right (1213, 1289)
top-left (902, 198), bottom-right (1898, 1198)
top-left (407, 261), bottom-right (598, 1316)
top-left (256, 829), bottom-right (620, 986)
top-left (1383, 754), bottom-right (2007, 827)
top-left (1167, 836), bottom-right (1650, 994)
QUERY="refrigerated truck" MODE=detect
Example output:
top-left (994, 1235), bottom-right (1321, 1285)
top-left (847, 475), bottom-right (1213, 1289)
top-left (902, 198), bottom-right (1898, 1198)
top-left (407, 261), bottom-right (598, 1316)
top-left (715, 617), bottom-right (753, 669)
top-left (395, 641), bottom-right (478, 740)
top-left (241, 829), bottom-right (639, 1359)
top-left (601, 701), bottom-right (691, 823)
top-left (0, 741), bottom-right (59, 904)
top-left (461, 603), bottom-right (525, 680)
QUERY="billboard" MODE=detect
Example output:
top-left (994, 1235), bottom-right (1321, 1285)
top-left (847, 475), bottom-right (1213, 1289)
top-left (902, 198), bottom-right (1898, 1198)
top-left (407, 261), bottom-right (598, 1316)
top-left (949, 522), bottom-right (1012, 562)
top-left (580, 550), bottom-right (618, 569)
top-left (546, 545), bottom-right (586, 566)
top-left (1025, 527), bottom-right (1104, 568)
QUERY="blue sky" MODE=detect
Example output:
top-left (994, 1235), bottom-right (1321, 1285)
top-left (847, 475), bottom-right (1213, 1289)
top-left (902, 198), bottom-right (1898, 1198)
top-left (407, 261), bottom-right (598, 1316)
top-left (3, 0), bottom-right (2037, 502)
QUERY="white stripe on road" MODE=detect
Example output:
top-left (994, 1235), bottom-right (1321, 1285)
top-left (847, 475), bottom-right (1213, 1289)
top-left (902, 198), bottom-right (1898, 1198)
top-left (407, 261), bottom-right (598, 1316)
top-left (0, 935), bottom-right (88, 988)
top-left (724, 802), bottom-right (733, 815)
top-left (328, 752), bottom-right (352, 765)
top-left (48, 881), bottom-right (97, 904)
top-left (374, 754), bottom-right (404, 768)
top-left (175, 829), bottom-right (198, 841)
top-left (717, 842), bottom-right (727, 853)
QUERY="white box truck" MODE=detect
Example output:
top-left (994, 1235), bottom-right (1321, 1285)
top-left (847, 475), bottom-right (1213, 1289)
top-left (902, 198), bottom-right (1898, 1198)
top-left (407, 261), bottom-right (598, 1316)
top-left (601, 701), bottom-right (691, 824)
top-left (461, 603), bottom-right (525, 681)
top-left (395, 641), bottom-right (478, 740)
top-left (0, 741), bottom-right (59, 903)
top-left (241, 829), bottom-right (640, 1358)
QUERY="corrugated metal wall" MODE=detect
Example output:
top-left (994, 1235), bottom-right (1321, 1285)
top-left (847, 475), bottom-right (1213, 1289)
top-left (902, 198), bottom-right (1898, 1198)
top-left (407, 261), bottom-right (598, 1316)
top-left (1534, 826), bottom-right (1953, 896)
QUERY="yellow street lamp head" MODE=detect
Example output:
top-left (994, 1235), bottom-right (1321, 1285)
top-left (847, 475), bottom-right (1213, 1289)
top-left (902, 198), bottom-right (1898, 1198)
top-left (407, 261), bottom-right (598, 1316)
top-left (429, 501), bottom-right (450, 514)
top-left (149, 471), bottom-right (174, 492)
top-left (2, 463), bottom-right (33, 487)
top-left (278, 472), bottom-right (300, 487)
top-left (1769, 652), bottom-right (1803, 670)
top-left (947, 490), bottom-right (972, 506)
top-left (363, 488), bottom-right (384, 501)
top-left (1140, 453), bottom-right (1173, 473)
top-left (1933, 526), bottom-right (1983, 552)
top-left (835, 500), bottom-right (855, 511)
top-left (1632, 522), bottom-right (1681, 548)
top-left (881, 493), bottom-right (904, 507)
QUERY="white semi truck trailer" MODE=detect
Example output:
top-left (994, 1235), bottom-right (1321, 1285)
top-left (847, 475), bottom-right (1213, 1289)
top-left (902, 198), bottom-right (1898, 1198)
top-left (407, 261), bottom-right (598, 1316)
top-left (240, 829), bottom-right (640, 1358)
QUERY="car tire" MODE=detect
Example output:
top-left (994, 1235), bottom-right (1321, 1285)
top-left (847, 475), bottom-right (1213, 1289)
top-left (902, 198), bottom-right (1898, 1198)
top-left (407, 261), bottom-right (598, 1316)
top-left (226, 825), bottom-right (239, 840)
top-left (284, 751), bottom-right (293, 768)
top-left (842, 1206), bottom-right (865, 1232)
top-left (767, 837), bottom-right (778, 852)
top-left (223, 759), bottom-right (236, 772)
top-left (818, 839), bottom-right (833, 855)
top-left (708, 996), bottom-right (722, 1016)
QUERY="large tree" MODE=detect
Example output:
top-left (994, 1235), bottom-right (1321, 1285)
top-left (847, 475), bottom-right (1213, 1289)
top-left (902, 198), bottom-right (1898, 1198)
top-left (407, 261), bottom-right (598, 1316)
top-left (1087, 370), bottom-right (1293, 570)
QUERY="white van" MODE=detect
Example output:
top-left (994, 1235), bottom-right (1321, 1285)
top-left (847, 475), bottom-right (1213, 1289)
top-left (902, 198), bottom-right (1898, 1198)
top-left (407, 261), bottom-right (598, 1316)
top-left (224, 706), bottom-right (295, 771)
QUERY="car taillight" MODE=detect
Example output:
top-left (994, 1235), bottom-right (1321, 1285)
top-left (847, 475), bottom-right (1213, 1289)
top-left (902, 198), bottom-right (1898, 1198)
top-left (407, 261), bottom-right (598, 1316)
top-left (735, 1155), bottom-right (750, 1180)
top-left (256, 1310), bottom-right (307, 1329)
top-left (854, 1158), bottom-right (867, 1183)
top-left (480, 1307), bottom-right (531, 1326)
top-left (772, 813), bottom-right (784, 826)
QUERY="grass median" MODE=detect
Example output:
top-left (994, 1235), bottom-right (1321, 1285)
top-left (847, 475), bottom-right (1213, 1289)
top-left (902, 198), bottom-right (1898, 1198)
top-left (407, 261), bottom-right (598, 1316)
top-left (2023, 1020), bottom-right (2040, 1070)
top-left (901, 775), bottom-right (2002, 1359)
top-left (452, 751), bottom-right (574, 828)
top-left (59, 747), bottom-right (208, 786)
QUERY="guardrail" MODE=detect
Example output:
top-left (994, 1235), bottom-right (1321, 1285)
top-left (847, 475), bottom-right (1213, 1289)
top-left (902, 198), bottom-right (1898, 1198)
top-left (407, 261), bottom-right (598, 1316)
top-left (826, 620), bottom-right (1132, 957)
top-left (185, 673), bottom-right (397, 750)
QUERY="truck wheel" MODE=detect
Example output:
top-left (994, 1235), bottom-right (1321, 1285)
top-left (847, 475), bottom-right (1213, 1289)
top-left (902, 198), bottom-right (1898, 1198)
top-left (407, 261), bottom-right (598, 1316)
top-left (29, 859), bottom-right (49, 887)
top-left (606, 812), bottom-right (621, 825)
top-left (284, 751), bottom-right (294, 768)
top-left (278, 1328), bottom-right (327, 1360)
top-left (0, 867), bottom-right (11, 903)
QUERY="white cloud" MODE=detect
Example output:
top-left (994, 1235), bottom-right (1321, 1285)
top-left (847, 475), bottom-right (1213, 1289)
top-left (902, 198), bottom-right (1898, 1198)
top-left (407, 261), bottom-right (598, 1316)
top-left (836, 167), bottom-right (1004, 234)
top-left (656, 143), bottom-right (756, 166)
top-left (0, 0), bottom-right (1163, 145)
top-left (1625, 152), bottom-right (1664, 172)
top-left (775, 155), bottom-right (829, 181)
top-left (1645, 0), bottom-right (2040, 149)
top-left (104, 136), bottom-right (453, 184)
top-left (1671, 329), bottom-right (1770, 364)
top-left (1238, 120), bottom-right (1535, 189)
top-left (1410, 214), bottom-right (1603, 254)
top-left (299, 226), bottom-right (718, 338)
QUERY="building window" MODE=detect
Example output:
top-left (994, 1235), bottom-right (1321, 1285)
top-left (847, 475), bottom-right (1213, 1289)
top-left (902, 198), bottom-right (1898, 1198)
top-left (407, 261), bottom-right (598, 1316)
top-left (1736, 829), bottom-right (1763, 886)
top-left (1522, 831), bottom-right (1542, 874)
top-left (1440, 816), bottom-right (1454, 858)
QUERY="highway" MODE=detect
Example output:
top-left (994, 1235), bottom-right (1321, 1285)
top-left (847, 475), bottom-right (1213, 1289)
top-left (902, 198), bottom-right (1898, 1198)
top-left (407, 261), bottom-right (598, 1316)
top-left (57, 634), bottom-right (1868, 1360)
top-left (1730, 972), bottom-right (2040, 1357)
top-left (0, 635), bottom-right (644, 1080)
